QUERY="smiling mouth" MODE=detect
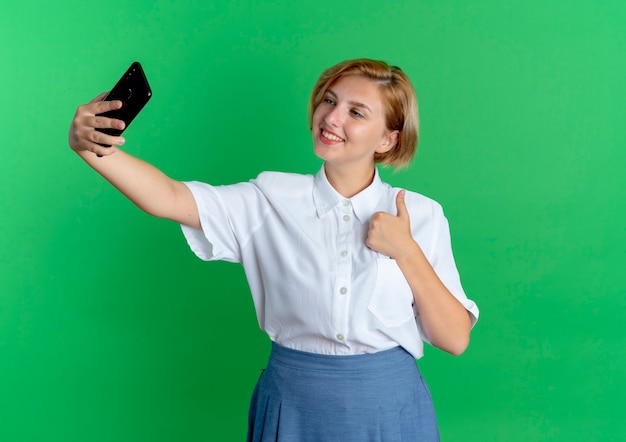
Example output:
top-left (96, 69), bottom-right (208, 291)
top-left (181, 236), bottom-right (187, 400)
top-left (321, 129), bottom-right (345, 142)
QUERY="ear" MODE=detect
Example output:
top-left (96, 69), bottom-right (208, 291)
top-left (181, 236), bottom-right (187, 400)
top-left (376, 130), bottom-right (399, 154)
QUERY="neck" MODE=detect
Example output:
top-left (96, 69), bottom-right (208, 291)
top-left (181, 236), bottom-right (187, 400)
top-left (323, 162), bottom-right (376, 198)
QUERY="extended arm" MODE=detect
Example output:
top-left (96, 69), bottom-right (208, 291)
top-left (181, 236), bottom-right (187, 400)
top-left (366, 190), bottom-right (473, 356)
top-left (69, 93), bottom-right (200, 229)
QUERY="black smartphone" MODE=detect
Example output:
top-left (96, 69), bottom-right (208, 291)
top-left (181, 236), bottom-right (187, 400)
top-left (96, 61), bottom-right (152, 148)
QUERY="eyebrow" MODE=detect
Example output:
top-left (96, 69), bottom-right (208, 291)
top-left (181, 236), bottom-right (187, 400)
top-left (326, 89), bottom-right (373, 114)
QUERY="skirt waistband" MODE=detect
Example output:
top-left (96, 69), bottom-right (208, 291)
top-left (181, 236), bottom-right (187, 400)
top-left (268, 342), bottom-right (415, 372)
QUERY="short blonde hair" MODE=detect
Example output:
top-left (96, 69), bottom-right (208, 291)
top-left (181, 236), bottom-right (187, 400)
top-left (308, 59), bottom-right (419, 169)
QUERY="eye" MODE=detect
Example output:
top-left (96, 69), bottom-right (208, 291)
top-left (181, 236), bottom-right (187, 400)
top-left (323, 97), bottom-right (336, 106)
top-left (350, 109), bottom-right (364, 118)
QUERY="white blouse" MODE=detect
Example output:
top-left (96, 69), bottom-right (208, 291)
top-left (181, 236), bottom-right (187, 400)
top-left (181, 166), bottom-right (479, 359)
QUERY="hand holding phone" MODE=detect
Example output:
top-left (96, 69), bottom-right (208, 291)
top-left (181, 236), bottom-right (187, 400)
top-left (96, 61), bottom-right (152, 150)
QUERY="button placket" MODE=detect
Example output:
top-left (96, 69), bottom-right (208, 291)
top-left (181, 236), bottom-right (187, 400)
top-left (331, 200), bottom-right (354, 344)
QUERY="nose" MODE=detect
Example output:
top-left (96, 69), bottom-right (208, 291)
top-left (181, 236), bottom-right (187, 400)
top-left (324, 105), bottom-right (342, 127)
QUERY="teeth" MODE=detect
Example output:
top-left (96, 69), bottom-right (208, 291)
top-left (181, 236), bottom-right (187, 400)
top-left (322, 130), bottom-right (344, 142)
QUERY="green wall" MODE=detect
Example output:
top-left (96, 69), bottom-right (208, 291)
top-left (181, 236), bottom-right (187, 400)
top-left (2, 1), bottom-right (625, 440)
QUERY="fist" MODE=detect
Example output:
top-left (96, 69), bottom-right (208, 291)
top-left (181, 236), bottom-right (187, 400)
top-left (68, 92), bottom-right (126, 157)
top-left (366, 190), bottom-right (415, 259)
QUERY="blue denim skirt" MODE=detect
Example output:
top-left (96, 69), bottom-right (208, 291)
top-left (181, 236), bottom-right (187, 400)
top-left (247, 342), bottom-right (440, 441)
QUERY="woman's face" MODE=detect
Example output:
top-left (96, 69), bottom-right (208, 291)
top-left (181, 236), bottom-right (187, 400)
top-left (312, 75), bottom-right (397, 173)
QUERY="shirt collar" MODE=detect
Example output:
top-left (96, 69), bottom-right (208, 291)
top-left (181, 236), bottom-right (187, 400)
top-left (312, 165), bottom-right (386, 223)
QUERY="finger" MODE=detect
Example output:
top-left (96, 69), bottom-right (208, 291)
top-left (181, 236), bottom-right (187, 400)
top-left (92, 98), bottom-right (123, 116)
top-left (89, 91), bottom-right (109, 103)
top-left (89, 138), bottom-right (121, 157)
top-left (71, 132), bottom-right (118, 156)
top-left (94, 146), bottom-right (117, 157)
top-left (76, 98), bottom-right (123, 122)
top-left (88, 128), bottom-right (125, 149)
top-left (365, 224), bottom-right (378, 250)
top-left (395, 190), bottom-right (409, 220)
top-left (90, 114), bottom-right (126, 132)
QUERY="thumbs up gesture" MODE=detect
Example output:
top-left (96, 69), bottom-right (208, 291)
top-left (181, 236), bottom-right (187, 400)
top-left (366, 190), bottom-right (415, 259)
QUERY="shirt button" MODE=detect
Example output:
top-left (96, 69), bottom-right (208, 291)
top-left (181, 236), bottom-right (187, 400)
top-left (343, 215), bottom-right (350, 222)
top-left (336, 333), bottom-right (345, 341)
top-left (342, 200), bottom-right (350, 206)
top-left (339, 287), bottom-right (348, 295)
top-left (340, 250), bottom-right (348, 258)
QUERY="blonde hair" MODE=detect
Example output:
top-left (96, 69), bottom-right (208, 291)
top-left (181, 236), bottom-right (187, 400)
top-left (308, 59), bottom-right (419, 169)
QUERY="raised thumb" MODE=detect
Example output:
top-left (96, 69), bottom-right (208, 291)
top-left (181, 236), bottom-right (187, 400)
top-left (395, 189), bottom-right (408, 219)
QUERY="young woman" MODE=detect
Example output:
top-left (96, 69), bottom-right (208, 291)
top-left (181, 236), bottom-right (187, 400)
top-left (69, 59), bottom-right (479, 441)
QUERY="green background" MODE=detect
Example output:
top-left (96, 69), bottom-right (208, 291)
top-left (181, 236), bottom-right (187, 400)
top-left (1, 1), bottom-right (625, 440)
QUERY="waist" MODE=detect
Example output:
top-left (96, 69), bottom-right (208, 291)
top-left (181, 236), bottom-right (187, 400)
top-left (268, 341), bottom-right (415, 373)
